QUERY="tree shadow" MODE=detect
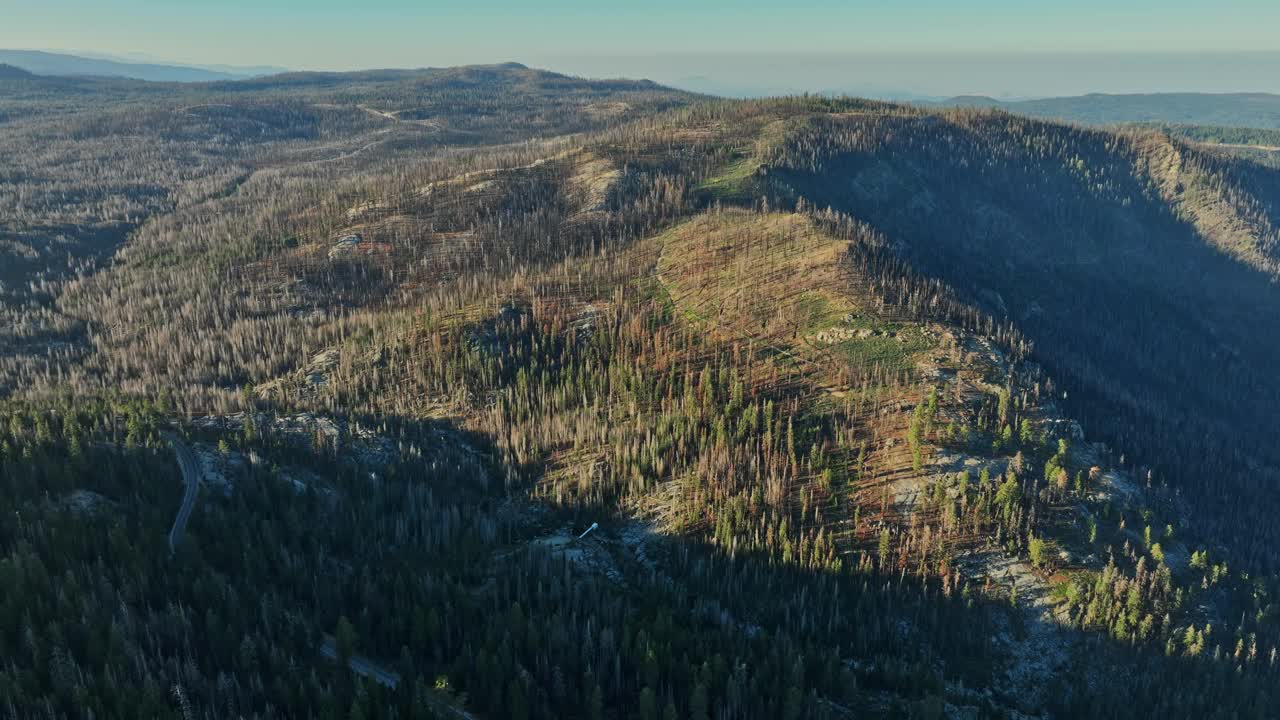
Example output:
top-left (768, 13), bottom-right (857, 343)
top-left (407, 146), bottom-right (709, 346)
top-left (180, 407), bottom-right (1275, 720)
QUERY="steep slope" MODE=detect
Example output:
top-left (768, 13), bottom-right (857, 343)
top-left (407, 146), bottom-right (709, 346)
top-left (761, 107), bottom-right (1280, 572)
top-left (1134, 132), bottom-right (1280, 272)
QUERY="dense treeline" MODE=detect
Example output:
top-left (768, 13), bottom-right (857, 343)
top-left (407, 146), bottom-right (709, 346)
top-left (0, 399), bottom-right (994, 719)
top-left (2, 392), bottom-right (1276, 719)
top-left (1145, 123), bottom-right (1280, 148)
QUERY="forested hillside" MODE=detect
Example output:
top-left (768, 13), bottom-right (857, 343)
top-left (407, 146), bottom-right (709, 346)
top-left (765, 109), bottom-right (1280, 571)
top-left (0, 64), bottom-right (693, 401)
top-left (3, 71), bottom-right (1280, 718)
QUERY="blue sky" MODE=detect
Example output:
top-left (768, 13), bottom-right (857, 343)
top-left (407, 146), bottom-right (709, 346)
top-left (3, 0), bottom-right (1279, 96)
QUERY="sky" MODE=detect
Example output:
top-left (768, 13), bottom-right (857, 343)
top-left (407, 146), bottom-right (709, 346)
top-left (3, 0), bottom-right (1280, 97)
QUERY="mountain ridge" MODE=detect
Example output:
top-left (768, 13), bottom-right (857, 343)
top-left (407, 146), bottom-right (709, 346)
top-left (938, 90), bottom-right (1280, 129)
top-left (2, 67), bottom-right (1279, 719)
top-left (0, 48), bottom-right (257, 81)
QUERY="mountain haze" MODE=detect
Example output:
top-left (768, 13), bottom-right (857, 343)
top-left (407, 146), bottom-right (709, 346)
top-left (0, 48), bottom-right (269, 82)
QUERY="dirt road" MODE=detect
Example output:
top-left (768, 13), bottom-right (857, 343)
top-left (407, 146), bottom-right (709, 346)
top-left (165, 433), bottom-right (201, 554)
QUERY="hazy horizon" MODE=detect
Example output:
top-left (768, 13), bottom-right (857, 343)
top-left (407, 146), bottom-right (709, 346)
top-left (534, 51), bottom-right (1280, 99)
top-left (5, 47), bottom-right (1280, 100)
top-left (5, 0), bottom-right (1280, 98)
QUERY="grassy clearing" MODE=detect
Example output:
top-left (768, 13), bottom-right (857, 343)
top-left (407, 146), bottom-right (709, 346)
top-left (790, 292), bottom-right (849, 335)
top-left (834, 331), bottom-right (932, 375)
top-left (656, 210), bottom-right (935, 383)
top-left (688, 115), bottom-right (794, 201)
top-left (656, 211), bottom-right (852, 335)
top-left (695, 156), bottom-right (760, 200)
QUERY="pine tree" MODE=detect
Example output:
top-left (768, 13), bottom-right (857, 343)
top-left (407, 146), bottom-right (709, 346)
top-left (336, 616), bottom-right (357, 667)
top-left (1028, 536), bottom-right (1046, 568)
top-left (640, 687), bottom-right (657, 720)
top-left (690, 682), bottom-right (709, 720)
top-left (508, 680), bottom-right (529, 720)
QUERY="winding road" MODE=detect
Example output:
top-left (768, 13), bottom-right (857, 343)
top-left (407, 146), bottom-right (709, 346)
top-left (320, 636), bottom-right (476, 719)
top-left (320, 636), bottom-right (401, 688)
top-left (165, 433), bottom-right (201, 555)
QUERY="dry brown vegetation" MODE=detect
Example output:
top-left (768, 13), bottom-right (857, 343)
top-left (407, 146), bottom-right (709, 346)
top-left (4, 74), bottom-right (1280, 718)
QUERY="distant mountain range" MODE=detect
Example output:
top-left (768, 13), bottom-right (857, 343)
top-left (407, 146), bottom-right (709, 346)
top-left (648, 75), bottom-right (1280, 130)
top-left (0, 49), bottom-right (282, 82)
top-left (4, 48), bottom-right (1279, 133)
top-left (0, 63), bottom-right (33, 80)
top-left (936, 92), bottom-right (1280, 129)
top-left (669, 74), bottom-right (942, 102)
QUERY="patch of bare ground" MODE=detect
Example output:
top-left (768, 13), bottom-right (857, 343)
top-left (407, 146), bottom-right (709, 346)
top-left (581, 101), bottom-right (630, 120)
top-left (566, 152), bottom-right (620, 212)
top-left (61, 489), bottom-right (113, 515)
top-left (958, 547), bottom-right (1072, 715)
